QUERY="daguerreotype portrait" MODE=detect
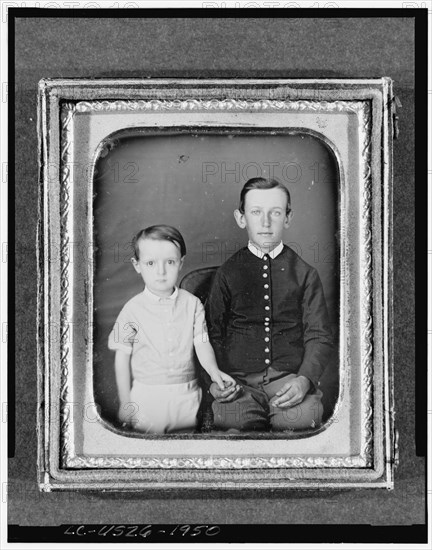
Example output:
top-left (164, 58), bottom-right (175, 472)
top-left (37, 78), bottom-right (395, 490)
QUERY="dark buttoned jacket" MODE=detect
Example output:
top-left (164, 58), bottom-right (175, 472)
top-left (205, 245), bottom-right (334, 388)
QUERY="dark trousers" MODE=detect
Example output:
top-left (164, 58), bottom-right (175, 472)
top-left (212, 367), bottom-right (323, 431)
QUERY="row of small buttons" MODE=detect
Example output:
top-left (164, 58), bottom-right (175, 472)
top-left (263, 255), bottom-right (271, 365)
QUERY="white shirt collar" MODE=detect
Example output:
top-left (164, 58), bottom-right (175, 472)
top-left (248, 240), bottom-right (284, 260)
top-left (144, 286), bottom-right (179, 302)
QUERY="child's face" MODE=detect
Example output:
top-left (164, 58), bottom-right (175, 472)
top-left (234, 188), bottom-right (292, 252)
top-left (131, 238), bottom-right (184, 297)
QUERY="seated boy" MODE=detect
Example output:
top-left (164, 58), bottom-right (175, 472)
top-left (206, 177), bottom-right (334, 431)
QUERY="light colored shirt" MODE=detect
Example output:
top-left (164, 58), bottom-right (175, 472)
top-left (108, 286), bottom-right (208, 385)
top-left (248, 240), bottom-right (284, 260)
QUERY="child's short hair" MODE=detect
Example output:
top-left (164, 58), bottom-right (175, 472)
top-left (239, 177), bottom-right (292, 215)
top-left (132, 225), bottom-right (187, 260)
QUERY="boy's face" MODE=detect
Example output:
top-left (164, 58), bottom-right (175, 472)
top-left (131, 238), bottom-right (184, 297)
top-left (234, 188), bottom-right (292, 252)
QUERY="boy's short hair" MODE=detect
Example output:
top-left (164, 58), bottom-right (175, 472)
top-left (239, 177), bottom-right (292, 215)
top-left (132, 225), bottom-right (187, 260)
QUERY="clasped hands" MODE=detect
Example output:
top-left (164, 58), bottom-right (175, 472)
top-left (210, 374), bottom-right (311, 408)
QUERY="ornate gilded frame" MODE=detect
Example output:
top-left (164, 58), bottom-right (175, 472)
top-left (37, 79), bottom-right (396, 490)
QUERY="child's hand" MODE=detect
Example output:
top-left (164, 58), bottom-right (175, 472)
top-left (210, 372), bottom-right (242, 403)
top-left (220, 372), bottom-right (237, 390)
top-left (210, 381), bottom-right (242, 403)
top-left (211, 371), bottom-right (235, 391)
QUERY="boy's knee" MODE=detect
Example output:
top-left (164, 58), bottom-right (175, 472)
top-left (212, 400), bottom-right (248, 430)
top-left (270, 395), bottom-right (324, 431)
top-left (212, 399), bottom-right (267, 431)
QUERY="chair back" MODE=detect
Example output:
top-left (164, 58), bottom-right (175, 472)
top-left (179, 266), bottom-right (219, 304)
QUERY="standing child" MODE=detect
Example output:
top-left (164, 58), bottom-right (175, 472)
top-left (108, 225), bottom-right (237, 434)
top-left (206, 178), bottom-right (334, 432)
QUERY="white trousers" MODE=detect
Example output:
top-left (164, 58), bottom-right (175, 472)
top-left (129, 378), bottom-right (202, 434)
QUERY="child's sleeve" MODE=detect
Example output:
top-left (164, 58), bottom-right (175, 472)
top-left (107, 305), bottom-right (137, 355)
top-left (193, 298), bottom-right (209, 345)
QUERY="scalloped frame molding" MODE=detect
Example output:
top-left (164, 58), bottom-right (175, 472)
top-left (37, 79), bottom-right (394, 490)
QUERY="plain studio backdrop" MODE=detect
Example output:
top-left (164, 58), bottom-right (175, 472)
top-left (93, 132), bottom-right (339, 426)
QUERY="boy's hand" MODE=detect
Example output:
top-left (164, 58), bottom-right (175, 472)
top-left (271, 375), bottom-right (311, 408)
top-left (209, 377), bottom-right (242, 403)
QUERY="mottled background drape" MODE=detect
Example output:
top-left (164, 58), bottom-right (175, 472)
top-left (93, 132), bottom-right (339, 422)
